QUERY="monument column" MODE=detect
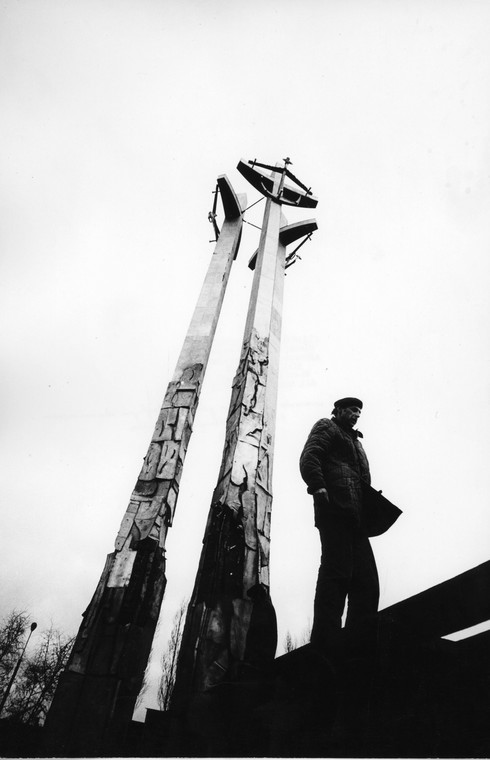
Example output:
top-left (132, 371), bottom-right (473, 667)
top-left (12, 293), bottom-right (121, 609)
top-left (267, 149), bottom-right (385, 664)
top-left (43, 176), bottom-right (245, 757)
top-left (171, 159), bottom-right (318, 713)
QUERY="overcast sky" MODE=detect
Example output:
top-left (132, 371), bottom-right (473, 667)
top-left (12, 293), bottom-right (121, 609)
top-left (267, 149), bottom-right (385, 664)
top-left (2, 0), bottom-right (490, 718)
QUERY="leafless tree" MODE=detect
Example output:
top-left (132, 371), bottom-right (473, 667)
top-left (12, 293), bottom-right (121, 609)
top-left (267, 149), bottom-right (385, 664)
top-left (284, 630), bottom-right (295, 653)
top-left (0, 610), bottom-right (30, 695)
top-left (298, 621), bottom-right (312, 647)
top-left (282, 621), bottom-right (312, 654)
top-left (0, 616), bottom-right (74, 726)
top-left (157, 599), bottom-right (187, 711)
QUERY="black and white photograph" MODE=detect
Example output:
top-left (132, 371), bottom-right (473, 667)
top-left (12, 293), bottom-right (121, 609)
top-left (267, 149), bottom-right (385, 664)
top-left (1, 1), bottom-right (490, 756)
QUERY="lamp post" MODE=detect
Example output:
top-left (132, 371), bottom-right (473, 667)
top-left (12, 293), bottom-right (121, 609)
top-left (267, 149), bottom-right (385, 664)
top-left (0, 622), bottom-right (37, 717)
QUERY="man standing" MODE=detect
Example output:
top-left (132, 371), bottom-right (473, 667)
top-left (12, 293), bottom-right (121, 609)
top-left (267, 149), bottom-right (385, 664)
top-left (299, 397), bottom-right (379, 653)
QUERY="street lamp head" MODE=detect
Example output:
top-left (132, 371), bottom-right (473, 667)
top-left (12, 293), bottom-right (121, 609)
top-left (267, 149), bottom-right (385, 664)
top-left (30, 622), bottom-right (37, 632)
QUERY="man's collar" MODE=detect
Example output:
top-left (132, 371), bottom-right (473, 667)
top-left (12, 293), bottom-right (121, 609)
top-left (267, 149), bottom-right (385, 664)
top-left (332, 416), bottom-right (363, 438)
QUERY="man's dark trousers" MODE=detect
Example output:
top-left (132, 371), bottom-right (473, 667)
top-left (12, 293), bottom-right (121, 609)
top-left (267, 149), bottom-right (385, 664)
top-left (311, 512), bottom-right (379, 652)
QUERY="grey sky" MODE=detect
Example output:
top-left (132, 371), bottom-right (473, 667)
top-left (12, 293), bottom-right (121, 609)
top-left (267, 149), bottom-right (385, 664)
top-left (1, 0), bottom-right (489, 717)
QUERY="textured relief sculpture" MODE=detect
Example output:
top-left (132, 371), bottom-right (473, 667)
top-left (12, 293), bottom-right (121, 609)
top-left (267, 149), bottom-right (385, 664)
top-left (43, 176), bottom-right (246, 757)
top-left (172, 159), bottom-right (318, 713)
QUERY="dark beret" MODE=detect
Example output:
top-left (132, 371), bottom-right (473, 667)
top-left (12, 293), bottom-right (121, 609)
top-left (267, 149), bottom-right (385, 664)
top-left (334, 397), bottom-right (363, 410)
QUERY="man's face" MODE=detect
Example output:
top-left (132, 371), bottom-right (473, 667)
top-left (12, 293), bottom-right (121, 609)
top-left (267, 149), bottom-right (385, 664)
top-left (337, 406), bottom-right (362, 428)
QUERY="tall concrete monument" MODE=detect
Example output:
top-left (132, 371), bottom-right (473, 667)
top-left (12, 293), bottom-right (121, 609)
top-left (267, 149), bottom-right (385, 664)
top-left (44, 176), bottom-right (246, 756)
top-left (171, 159), bottom-right (317, 716)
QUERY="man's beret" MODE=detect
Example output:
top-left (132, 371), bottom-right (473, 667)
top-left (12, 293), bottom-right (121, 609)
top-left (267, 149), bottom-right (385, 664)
top-left (334, 397), bottom-right (363, 410)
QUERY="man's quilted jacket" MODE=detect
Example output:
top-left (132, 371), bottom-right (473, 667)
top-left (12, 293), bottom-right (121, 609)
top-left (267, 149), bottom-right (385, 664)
top-left (299, 417), bottom-right (371, 522)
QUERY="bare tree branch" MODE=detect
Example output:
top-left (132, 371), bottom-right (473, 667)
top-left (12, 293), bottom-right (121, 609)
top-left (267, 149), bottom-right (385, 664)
top-left (282, 621), bottom-right (312, 654)
top-left (157, 599), bottom-right (187, 711)
top-left (1, 618), bottom-right (74, 726)
top-left (0, 610), bottom-right (30, 696)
